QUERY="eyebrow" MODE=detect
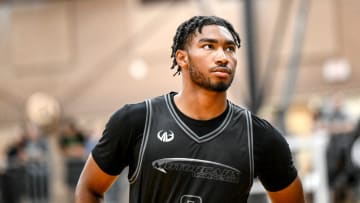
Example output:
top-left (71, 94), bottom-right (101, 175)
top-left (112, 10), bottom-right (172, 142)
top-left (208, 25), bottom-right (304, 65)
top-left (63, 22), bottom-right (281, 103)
top-left (198, 38), bottom-right (236, 46)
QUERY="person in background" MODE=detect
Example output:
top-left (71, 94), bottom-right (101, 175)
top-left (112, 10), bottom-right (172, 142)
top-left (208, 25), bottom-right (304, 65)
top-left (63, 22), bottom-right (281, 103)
top-left (58, 118), bottom-right (86, 203)
top-left (2, 128), bottom-right (28, 203)
top-left (318, 93), bottom-right (356, 203)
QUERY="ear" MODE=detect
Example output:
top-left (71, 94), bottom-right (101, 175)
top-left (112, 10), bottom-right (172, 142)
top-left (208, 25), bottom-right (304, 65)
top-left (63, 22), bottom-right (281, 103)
top-left (175, 50), bottom-right (189, 69)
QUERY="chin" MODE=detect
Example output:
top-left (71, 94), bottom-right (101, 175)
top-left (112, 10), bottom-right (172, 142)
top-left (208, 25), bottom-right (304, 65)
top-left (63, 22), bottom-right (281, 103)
top-left (209, 84), bottom-right (230, 92)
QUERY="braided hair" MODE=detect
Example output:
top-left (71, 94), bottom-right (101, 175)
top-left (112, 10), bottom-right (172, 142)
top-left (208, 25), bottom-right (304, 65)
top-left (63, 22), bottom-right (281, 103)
top-left (170, 16), bottom-right (241, 76)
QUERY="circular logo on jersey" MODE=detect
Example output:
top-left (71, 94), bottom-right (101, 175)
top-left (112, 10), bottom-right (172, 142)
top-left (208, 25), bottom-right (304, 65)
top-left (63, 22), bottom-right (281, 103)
top-left (157, 130), bottom-right (175, 142)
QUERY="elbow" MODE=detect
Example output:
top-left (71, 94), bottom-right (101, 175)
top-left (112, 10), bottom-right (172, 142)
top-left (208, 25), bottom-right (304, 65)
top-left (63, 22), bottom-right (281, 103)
top-left (75, 183), bottom-right (104, 203)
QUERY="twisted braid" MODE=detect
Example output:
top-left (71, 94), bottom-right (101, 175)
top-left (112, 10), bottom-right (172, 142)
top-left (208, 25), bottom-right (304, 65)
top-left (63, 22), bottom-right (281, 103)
top-left (170, 16), bottom-right (241, 76)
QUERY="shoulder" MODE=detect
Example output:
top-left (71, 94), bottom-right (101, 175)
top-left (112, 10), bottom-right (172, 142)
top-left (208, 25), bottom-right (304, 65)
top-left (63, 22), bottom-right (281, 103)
top-left (250, 112), bottom-right (293, 168)
top-left (250, 113), bottom-right (286, 145)
top-left (251, 113), bottom-right (278, 133)
top-left (112, 101), bottom-right (147, 119)
top-left (107, 101), bottom-right (147, 128)
top-left (229, 103), bottom-right (283, 139)
top-left (106, 93), bottom-right (170, 131)
top-left (230, 104), bottom-right (285, 140)
top-left (100, 101), bottom-right (147, 150)
top-left (229, 104), bottom-right (286, 145)
top-left (91, 101), bottom-right (147, 175)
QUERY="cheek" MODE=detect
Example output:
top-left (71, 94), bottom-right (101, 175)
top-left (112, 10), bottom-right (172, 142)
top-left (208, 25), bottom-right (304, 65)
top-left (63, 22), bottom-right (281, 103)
top-left (189, 54), bottom-right (208, 66)
top-left (229, 54), bottom-right (238, 65)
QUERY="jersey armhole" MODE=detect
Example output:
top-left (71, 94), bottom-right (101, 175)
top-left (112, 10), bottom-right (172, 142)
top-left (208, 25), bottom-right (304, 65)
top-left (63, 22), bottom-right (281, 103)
top-left (245, 110), bottom-right (254, 190)
top-left (129, 99), bottom-right (152, 184)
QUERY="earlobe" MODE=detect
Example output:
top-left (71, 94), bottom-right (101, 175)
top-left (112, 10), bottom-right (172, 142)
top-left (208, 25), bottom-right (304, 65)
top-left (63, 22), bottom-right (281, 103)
top-left (176, 50), bottom-right (188, 69)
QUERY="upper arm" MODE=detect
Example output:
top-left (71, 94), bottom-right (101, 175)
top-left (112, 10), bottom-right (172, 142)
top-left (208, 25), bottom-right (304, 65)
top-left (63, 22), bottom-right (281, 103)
top-left (92, 102), bottom-right (146, 176)
top-left (75, 154), bottom-right (118, 201)
top-left (253, 115), bottom-right (298, 191)
top-left (252, 115), bottom-right (304, 201)
top-left (267, 176), bottom-right (305, 203)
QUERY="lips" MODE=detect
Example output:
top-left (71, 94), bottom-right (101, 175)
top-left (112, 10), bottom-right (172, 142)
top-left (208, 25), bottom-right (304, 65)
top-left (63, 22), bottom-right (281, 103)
top-left (210, 66), bottom-right (232, 75)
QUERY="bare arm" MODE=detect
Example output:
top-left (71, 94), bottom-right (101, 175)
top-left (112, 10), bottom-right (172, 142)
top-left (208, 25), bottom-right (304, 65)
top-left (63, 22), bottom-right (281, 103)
top-left (267, 176), bottom-right (305, 203)
top-left (75, 154), bottom-right (118, 203)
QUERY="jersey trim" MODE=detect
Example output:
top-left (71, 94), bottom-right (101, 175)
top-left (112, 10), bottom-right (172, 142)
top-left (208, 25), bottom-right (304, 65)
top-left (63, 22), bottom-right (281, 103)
top-left (245, 110), bottom-right (254, 189)
top-left (164, 93), bottom-right (234, 143)
top-left (129, 99), bottom-right (152, 184)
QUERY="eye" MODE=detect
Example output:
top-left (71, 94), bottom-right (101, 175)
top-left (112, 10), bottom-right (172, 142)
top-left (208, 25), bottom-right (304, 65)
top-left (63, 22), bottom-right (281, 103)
top-left (226, 46), bottom-right (236, 52)
top-left (203, 44), bottom-right (214, 49)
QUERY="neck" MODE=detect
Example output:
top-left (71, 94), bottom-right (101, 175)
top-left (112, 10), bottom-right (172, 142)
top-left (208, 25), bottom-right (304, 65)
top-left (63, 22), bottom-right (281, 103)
top-left (174, 89), bottom-right (228, 120)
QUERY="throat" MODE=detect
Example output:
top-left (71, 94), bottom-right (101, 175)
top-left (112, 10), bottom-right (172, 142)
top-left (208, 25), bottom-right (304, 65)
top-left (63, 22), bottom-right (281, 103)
top-left (173, 91), bottom-right (228, 120)
top-left (171, 97), bottom-right (230, 136)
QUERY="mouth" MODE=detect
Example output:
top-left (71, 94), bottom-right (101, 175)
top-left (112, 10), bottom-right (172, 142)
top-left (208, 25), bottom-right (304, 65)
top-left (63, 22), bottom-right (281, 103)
top-left (210, 66), bottom-right (232, 76)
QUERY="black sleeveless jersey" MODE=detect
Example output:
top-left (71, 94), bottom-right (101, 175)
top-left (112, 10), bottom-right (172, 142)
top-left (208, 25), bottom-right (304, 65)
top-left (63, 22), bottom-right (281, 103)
top-left (128, 94), bottom-right (253, 203)
top-left (92, 93), bottom-right (298, 202)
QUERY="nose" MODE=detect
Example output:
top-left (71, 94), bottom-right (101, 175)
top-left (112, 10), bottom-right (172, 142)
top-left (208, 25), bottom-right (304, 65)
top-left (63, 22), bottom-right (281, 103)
top-left (215, 49), bottom-right (228, 66)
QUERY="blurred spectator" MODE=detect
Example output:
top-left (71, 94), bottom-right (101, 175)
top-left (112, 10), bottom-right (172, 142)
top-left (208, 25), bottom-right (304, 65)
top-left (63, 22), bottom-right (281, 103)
top-left (84, 119), bottom-right (104, 156)
top-left (2, 130), bottom-right (27, 203)
top-left (59, 118), bottom-right (86, 159)
top-left (348, 120), bottom-right (360, 202)
top-left (23, 122), bottom-right (51, 203)
top-left (1, 122), bottom-right (51, 203)
top-left (58, 118), bottom-right (86, 203)
top-left (318, 93), bottom-right (354, 134)
top-left (318, 93), bottom-right (356, 203)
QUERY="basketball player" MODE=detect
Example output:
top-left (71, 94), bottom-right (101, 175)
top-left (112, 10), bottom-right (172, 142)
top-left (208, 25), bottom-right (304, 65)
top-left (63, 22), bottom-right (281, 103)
top-left (75, 16), bottom-right (305, 203)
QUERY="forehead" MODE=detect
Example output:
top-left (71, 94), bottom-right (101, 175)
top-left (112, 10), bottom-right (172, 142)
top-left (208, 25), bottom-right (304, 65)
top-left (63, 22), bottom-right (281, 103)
top-left (192, 25), bottom-right (234, 42)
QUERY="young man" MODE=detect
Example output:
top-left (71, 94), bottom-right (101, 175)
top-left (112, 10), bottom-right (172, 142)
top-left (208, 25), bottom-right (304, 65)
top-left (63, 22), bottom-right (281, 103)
top-left (75, 16), bottom-right (305, 203)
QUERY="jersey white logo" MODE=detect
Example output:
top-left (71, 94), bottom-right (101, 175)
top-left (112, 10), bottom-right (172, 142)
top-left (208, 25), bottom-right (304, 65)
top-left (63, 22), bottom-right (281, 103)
top-left (157, 130), bottom-right (174, 142)
top-left (180, 195), bottom-right (202, 203)
top-left (152, 158), bottom-right (241, 183)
